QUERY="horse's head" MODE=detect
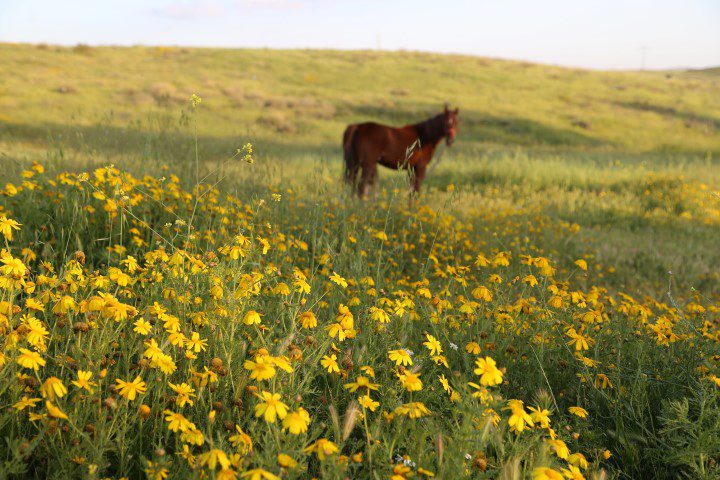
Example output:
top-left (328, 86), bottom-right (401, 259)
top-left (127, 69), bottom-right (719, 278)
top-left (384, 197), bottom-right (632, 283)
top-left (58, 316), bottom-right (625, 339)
top-left (443, 104), bottom-right (460, 146)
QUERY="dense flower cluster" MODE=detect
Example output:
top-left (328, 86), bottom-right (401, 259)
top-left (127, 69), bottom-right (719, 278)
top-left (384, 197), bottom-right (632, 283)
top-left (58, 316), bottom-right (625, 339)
top-left (0, 163), bottom-right (718, 479)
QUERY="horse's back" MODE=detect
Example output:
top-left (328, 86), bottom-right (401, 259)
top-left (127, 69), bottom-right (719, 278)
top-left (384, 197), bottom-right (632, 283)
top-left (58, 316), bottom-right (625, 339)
top-left (354, 121), bottom-right (394, 135)
top-left (353, 122), bottom-right (406, 147)
top-left (343, 122), bottom-right (383, 149)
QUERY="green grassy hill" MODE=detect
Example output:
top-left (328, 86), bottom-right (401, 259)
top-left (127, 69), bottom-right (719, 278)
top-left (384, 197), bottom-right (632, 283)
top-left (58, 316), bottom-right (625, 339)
top-left (1, 42), bottom-right (719, 167)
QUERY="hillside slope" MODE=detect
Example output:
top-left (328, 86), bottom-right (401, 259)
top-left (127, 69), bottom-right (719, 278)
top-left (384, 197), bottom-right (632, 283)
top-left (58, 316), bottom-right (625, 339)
top-left (1, 43), bottom-right (718, 163)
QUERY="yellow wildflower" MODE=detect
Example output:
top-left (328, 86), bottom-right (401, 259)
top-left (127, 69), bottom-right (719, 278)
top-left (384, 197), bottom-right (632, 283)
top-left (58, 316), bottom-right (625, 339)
top-left (254, 391), bottom-right (288, 423)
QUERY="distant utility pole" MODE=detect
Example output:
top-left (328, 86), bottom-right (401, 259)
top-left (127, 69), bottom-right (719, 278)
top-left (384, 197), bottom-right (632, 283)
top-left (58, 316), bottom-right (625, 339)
top-left (640, 45), bottom-right (648, 70)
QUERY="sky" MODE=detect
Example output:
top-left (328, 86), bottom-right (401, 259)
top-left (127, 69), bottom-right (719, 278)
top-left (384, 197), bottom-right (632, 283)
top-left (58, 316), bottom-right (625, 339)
top-left (1, 0), bottom-right (718, 70)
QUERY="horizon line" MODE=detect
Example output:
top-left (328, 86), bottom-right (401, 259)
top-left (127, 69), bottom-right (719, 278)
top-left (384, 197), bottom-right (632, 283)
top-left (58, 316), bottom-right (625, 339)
top-left (3, 40), bottom-right (717, 74)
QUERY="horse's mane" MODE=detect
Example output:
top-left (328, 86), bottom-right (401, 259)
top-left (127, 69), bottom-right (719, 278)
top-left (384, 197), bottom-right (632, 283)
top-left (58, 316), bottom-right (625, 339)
top-left (413, 114), bottom-right (445, 146)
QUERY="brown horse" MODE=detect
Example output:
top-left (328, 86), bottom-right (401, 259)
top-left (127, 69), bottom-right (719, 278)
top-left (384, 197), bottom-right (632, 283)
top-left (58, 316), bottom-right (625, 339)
top-left (343, 105), bottom-right (459, 197)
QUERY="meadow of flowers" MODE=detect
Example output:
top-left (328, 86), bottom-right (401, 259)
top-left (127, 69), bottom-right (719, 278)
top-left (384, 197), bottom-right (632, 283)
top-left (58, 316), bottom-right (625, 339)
top-left (1, 152), bottom-right (718, 480)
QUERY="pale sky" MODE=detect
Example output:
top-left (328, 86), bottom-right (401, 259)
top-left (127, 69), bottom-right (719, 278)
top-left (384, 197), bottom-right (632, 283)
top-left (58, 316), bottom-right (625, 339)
top-left (1, 0), bottom-right (718, 70)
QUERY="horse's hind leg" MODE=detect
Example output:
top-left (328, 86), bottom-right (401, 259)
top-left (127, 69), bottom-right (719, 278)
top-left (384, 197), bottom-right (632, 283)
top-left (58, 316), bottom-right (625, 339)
top-left (358, 161), bottom-right (377, 199)
top-left (342, 124), bottom-right (359, 190)
top-left (345, 161), bottom-right (359, 189)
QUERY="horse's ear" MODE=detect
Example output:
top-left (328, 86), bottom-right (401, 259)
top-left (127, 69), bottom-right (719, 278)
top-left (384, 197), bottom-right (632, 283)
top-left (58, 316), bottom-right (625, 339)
top-left (454, 107), bottom-right (459, 115)
top-left (444, 103), bottom-right (449, 113)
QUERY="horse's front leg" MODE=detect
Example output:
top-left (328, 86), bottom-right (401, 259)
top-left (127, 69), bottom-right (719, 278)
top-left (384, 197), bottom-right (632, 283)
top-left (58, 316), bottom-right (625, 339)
top-left (412, 164), bottom-right (427, 195)
top-left (405, 164), bottom-right (415, 192)
top-left (406, 164), bottom-right (425, 208)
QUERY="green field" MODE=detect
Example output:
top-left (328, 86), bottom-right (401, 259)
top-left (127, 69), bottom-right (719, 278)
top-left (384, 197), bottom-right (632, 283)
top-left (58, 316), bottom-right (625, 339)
top-left (2, 43), bottom-right (719, 296)
top-left (2, 43), bottom-right (720, 158)
top-left (1, 43), bottom-right (719, 479)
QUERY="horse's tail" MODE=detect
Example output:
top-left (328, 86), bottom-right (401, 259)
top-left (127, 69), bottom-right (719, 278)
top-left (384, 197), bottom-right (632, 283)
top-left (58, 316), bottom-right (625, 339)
top-left (342, 124), bottom-right (359, 184)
